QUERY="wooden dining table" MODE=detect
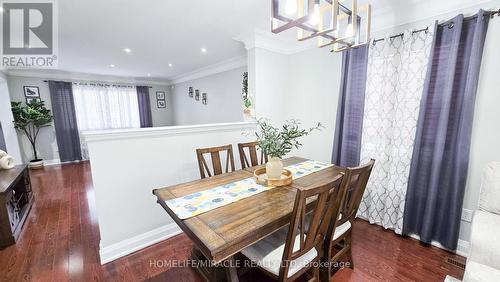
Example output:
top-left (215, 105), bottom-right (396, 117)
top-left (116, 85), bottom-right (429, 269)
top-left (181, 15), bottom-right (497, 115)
top-left (153, 156), bottom-right (344, 282)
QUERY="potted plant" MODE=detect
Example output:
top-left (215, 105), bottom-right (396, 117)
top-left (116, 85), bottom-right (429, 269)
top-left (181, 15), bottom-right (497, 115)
top-left (255, 119), bottom-right (323, 179)
top-left (242, 72), bottom-right (253, 120)
top-left (11, 100), bottom-right (53, 169)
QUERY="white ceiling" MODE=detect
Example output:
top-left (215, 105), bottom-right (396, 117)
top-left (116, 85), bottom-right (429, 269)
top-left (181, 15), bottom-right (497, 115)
top-left (8, 0), bottom-right (496, 81)
top-left (55, 0), bottom-right (270, 81)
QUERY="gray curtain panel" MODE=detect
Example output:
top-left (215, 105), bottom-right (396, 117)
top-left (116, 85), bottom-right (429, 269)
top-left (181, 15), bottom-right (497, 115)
top-left (331, 45), bottom-right (369, 167)
top-left (403, 11), bottom-right (489, 250)
top-left (136, 86), bottom-right (153, 128)
top-left (48, 81), bottom-right (82, 162)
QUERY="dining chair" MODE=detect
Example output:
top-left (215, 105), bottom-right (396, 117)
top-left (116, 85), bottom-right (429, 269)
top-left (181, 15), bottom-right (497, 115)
top-left (237, 141), bottom-right (268, 169)
top-left (196, 144), bottom-right (235, 179)
top-left (240, 174), bottom-right (348, 282)
top-left (319, 159), bottom-right (375, 281)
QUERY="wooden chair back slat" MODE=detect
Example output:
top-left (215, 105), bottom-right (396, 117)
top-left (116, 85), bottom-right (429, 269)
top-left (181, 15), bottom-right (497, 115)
top-left (196, 145), bottom-right (235, 179)
top-left (279, 174), bottom-right (347, 280)
top-left (238, 141), bottom-right (268, 169)
top-left (337, 159), bottom-right (375, 226)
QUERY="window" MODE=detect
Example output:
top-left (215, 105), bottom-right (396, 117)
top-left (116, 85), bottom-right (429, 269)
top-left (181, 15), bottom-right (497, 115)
top-left (73, 83), bottom-right (140, 131)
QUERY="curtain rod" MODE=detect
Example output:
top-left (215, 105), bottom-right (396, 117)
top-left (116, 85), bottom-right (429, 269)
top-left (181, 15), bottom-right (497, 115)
top-left (372, 8), bottom-right (499, 45)
top-left (42, 80), bottom-right (152, 88)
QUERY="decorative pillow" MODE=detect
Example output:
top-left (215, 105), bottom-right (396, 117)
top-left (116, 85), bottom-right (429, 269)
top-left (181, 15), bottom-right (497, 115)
top-left (479, 162), bottom-right (500, 215)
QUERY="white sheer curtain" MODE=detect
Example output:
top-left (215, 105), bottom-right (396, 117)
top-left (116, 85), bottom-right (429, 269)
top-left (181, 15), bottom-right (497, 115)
top-left (73, 83), bottom-right (140, 158)
top-left (357, 29), bottom-right (433, 234)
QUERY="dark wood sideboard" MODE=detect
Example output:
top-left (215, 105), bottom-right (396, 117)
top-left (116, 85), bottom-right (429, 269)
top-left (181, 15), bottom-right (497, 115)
top-left (0, 165), bottom-right (34, 248)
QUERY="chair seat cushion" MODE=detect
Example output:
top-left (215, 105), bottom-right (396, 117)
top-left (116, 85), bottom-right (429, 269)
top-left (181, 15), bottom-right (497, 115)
top-left (463, 261), bottom-right (500, 282)
top-left (240, 227), bottom-right (318, 278)
top-left (333, 221), bottom-right (352, 241)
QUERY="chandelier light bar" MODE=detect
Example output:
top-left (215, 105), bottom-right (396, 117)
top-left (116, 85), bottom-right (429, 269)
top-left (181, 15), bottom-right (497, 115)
top-left (271, 0), bottom-right (371, 52)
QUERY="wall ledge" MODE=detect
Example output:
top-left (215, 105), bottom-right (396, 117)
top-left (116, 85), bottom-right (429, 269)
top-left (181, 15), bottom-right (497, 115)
top-left (83, 121), bottom-right (257, 143)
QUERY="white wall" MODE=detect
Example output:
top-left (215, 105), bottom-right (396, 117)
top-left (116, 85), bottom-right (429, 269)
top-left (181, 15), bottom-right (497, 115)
top-left (6, 75), bottom-right (172, 163)
top-left (171, 67), bottom-right (246, 125)
top-left (251, 47), bottom-right (343, 164)
top-left (0, 73), bottom-right (22, 163)
top-left (461, 17), bottom-right (500, 243)
top-left (84, 122), bottom-right (256, 263)
top-left (7, 76), bottom-right (59, 162)
top-left (147, 85), bottom-right (174, 127)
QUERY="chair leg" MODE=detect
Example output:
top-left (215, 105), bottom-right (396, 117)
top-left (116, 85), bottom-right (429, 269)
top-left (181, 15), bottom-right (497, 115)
top-left (346, 247), bottom-right (354, 269)
top-left (345, 231), bottom-right (354, 269)
top-left (319, 260), bottom-right (331, 282)
top-left (309, 265), bottom-right (320, 282)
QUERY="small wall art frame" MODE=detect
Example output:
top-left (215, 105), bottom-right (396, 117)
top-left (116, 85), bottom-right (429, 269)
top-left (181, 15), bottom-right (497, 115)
top-left (202, 93), bottom-right (207, 105)
top-left (195, 89), bottom-right (200, 101)
top-left (156, 91), bottom-right (165, 100)
top-left (23, 86), bottom-right (40, 98)
top-left (157, 100), bottom-right (166, 108)
top-left (188, 87), bottom-right (194, 98)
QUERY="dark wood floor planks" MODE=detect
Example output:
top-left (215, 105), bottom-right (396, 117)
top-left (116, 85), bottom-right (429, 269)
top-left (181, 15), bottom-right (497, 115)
top-left (0, 162), bottom-right (465, 281)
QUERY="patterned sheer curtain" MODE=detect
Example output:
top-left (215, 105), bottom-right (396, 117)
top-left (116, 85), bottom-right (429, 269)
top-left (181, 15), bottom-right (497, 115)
top-left (357, 29), bottom-right (433, 234)
top-left (73, 83), bottom-right (140, 158)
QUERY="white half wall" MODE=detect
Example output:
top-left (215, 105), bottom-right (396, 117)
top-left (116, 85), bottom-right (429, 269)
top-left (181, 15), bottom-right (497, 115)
top-left (84, 122), bottom-right (257, 264)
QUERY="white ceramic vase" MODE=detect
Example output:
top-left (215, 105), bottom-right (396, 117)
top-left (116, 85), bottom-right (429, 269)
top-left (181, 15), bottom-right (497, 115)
top-left (266, 157), bottom-right (283, 180)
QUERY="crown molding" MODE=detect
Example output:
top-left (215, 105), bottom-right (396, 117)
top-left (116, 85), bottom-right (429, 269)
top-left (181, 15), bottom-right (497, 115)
top-left (169, 55), bottom-right (247, 85)
top-left (371, 0), bottom-right (497, 32)
top-left (3, 69), bottom-right (171, 86)
top-left (234, 29), bottom-right (316, 55)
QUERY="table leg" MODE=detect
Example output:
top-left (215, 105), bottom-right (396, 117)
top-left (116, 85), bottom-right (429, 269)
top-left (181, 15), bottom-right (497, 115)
top-left (224, 256), bottom-right (239, 282)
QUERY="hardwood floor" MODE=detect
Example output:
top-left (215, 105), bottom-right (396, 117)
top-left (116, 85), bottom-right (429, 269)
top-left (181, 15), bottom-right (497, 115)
top-left (0, 162), bottom-right (465, 281)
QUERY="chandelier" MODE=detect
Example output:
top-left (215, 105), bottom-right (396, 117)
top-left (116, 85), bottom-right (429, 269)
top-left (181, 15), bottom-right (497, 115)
top-left (271, 0), bottom-right (371, 52)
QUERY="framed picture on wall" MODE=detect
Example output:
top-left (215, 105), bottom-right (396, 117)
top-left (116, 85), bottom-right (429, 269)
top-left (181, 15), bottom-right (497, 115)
top-left (195, 89), bottom-right (200, 101)
top-left (26, 97), bottom-right (41, 104)
top-left (157, 100), bottom-right (166, 108)
top-left (23, 86), bottom-right (40, 97)
top-left (156, 91), bottom-right (165, 100)
top-left (188, 87), bottom-right (194, 97)
top-left (202, 93), bottom-right (207, 105)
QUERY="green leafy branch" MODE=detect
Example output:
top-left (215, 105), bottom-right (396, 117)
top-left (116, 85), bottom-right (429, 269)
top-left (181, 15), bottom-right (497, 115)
top-left (255, 118), bottom-right (323, 159)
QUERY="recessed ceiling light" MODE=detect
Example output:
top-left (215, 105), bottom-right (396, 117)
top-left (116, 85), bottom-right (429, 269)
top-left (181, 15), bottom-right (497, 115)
top-left (147, 73), bottom-right (151, 77)
top-left (201, 48), bottom-right (207, 53)
top-left (110, 64), bottom-right (115, 68)
top-left (168, 63), bottom-right (173, 67)
top-left (123, 48), bottom-right (132, 53)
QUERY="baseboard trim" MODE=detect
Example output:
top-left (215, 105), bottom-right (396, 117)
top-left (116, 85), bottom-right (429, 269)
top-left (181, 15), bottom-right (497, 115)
top-left (409, 233), bottom-right (470, 257)
top-left (99, 223), bottom-right (183, 265)
top-left (456, 239), bottom-right (470, 257)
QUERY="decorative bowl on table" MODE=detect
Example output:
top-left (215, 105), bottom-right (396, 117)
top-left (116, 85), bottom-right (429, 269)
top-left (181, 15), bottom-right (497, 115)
top-left (253, 167), bottom-right (293, 187)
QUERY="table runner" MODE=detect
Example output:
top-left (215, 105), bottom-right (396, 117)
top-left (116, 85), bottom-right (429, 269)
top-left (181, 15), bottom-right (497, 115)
top-left (165, 160), bottom-right (332, 219)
